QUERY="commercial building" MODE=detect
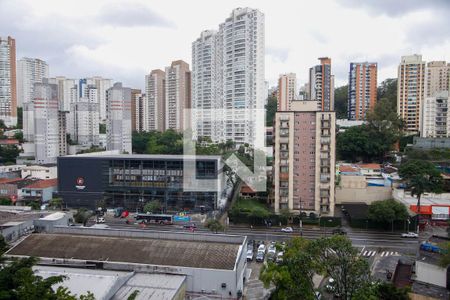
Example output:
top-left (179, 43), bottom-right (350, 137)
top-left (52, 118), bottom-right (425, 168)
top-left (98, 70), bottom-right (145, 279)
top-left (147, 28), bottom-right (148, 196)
top-left (57, 151), bottom-right (227, 212)
top-left (191, 8), bottom-right (265, 145)
top-left (17, 58), bottom-right (49, 142)
top-left (0, 36), bottom-right (17, 127)
top-left (273, 100), bottom-right (336, 215)
top-left (347, 62), bottom-right (377, 120)
top-left (397, 54), bottom-right (426, 134)
top-left (106, 82), bottom-right (132, 154)
top-left (165, 60), bottom-right (191, 132)
top-left (426, 61), bottom-right (449, 97)
top-left (277, 73), bottom-right (297, 111)
top-left (34, 81), bottom-right (67, 164)
top-left (145, 69), bottom-right (165, 131)
top-left (309, 57), bottom-right (334, 111)
top-left (21, 164), bottom-right (57, 179)
top-left (421, 91), bottom-right (449, 138)
top-left (6, 227), bottom-right (247, 299)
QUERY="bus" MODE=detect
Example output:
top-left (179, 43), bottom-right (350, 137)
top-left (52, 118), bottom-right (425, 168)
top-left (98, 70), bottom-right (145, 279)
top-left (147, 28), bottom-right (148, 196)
top-left (134, 213), bottom-right (173, 225)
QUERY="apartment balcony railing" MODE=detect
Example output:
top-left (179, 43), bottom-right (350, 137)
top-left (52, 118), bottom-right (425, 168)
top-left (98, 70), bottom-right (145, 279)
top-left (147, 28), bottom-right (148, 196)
top-left (279, 173), bottom-right (289, 180)
top-left (321, 137), bottom-right (331, 144)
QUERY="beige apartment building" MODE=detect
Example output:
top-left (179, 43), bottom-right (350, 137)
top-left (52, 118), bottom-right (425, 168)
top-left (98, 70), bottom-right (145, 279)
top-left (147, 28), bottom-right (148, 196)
top-left (165, 60), bottom-right (191, 132)
top-left (426, 61), bottom-right (449, 97)
top-left (397, 54), bottom-right (426, 134)
top-left (277, 73), bottom-right (297, 111)
top-left (273, 100), bottom-right (336, 216)
top-left (145, 69), bottom-right (165, 132)
top-left (421, 91), bottom-right (449, 138)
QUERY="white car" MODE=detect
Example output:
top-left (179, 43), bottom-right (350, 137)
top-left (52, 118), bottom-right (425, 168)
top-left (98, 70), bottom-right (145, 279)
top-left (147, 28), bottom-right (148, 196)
top-left (281, 226), bottom-right (293, 233)
top-left (246, 249), bottom-right (254, 261)
top-left (258, 244), bottom-right (266, 252)
top-left (401, 232), bottom-right (418, 238)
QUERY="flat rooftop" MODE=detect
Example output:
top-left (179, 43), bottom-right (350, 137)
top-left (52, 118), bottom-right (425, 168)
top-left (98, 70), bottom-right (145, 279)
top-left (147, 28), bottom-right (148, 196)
top-left (63, 151), bottom-right (221, 161)
top-left (8, 233), bottom-right (240, 270)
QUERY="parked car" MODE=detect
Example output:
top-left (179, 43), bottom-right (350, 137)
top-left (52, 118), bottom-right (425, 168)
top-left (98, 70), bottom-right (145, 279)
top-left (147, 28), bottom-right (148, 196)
top-left (256, 240), bottom-right (265, 247)
top-left (315, 291), bottom-right (322, 299)
top-left (258, 244), bottom-right (266, 253)
top-left (256, 251), bottom-right (265, 262)
top-left (246, 249), bottom-right (254, 261)
top-left (401, 232), bottom-right (418, 238)
top-left (276, 252), bottom-right (284, 264)
top-left (268, 244), bottom-right (276, 255)
top-left (281, 226), bottom-right (293, 233)
top-left (332, 228), bottom-right (347, 235)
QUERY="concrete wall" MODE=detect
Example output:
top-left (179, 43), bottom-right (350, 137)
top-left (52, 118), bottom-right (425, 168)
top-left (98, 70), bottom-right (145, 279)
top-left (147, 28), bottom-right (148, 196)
top-left (416, 261), bottom-right (447, 288)
top-left (336, 176), bottom-right (392, 204)
top-left (0, 219), bottom-right (34, 242)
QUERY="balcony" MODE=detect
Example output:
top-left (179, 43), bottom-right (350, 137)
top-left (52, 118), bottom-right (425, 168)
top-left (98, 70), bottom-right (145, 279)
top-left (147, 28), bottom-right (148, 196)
top-left (321, 137), bottom-right (331, 144)
top-left (321, 159), bottom-right (330, 167)
top-left (321, 121), bottom-right (331, 128)
top-left (320, 189), bottom-right (330, 197)
top-left (320, 175), bottom-right (330, 183)
top-left (280, 121), bottom-right (289, 128)
top-left (280, 159), bottom-right (289, 166)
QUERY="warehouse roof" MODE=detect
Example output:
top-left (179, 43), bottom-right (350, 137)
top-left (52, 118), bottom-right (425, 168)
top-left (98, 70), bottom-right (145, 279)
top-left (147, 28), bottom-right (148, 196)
top-left (8, 233), bottom-right (240, 270)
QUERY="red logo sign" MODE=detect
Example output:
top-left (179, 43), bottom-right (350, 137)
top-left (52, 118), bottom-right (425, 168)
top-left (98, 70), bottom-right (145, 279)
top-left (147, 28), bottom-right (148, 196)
top-left (75, 177), bottom-right (86, 190)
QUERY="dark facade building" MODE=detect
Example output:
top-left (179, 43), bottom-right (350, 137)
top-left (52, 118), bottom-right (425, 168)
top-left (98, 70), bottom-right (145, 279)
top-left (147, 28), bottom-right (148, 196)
top-left (57, 152), bottom-right (227, 212)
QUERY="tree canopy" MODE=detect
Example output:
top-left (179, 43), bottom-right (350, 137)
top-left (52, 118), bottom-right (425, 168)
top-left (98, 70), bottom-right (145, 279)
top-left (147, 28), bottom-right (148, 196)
top-left (260, 236), bottom-right (372, 300)
top-left (143, 200), bottom-right (161, 214)
top-left (368, 200), bottom-right (409, 224)
top-left (265, 95), bottom-right (277, 126)
top-left (334, 85), bottom-right (348, 119)
top-left (205, 219), bottom-right (224, 234)
top-left (0, 145), bottom-right (21, 164)
top-left (399, 160), bottom-right (443, 201)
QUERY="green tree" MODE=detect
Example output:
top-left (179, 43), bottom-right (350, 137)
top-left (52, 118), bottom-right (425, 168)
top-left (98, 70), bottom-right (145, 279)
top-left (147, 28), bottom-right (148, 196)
top-left (366, 98), bottom-right (404, 147)
top-left (0, 256), bottom-right (94, 299)
top-left (334, 85), bottom-right (348, 119)
top-left (438, 242), bottom-right (450, 268)
top-left (368, 200), bottom-right (409, 229)
top-left (49, 198), bottom-right (63, 210)
top-left (265, 96), bottom-right (277, 126)
top-left (0, 235), bottom-right (8, 256)
top-left (143, 200), bottom-right (161, 214)
top-left (399, 160), bottom-right (443, 231)
top-left (310, 235), bottom-right (371, 300)
top-left (0, 198), bottom-right (12, 206)
top-left (73, 208), bottom-right (92, 226)
top-left (17, 107), bottom-right (23, 129)
top-left (99, 123), bottom-right (106, 134)
top-left (205, 219), bottom-right (224, 234)
top-left (377, 78), bottom-right (397, 111)
top-left (0, 145), bottom-right (21, 163)
top-left (260, 238), bottom-right (316, 300)
top-left (14, 131), bottom-right (24, 143)
top-left (127, 290), bottom-right (140, 300)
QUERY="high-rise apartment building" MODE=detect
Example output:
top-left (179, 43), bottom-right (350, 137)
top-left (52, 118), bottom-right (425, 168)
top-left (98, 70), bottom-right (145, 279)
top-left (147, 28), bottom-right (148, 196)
top-left (397, 54), bottom-right (426, 134)
top-left (17, 58), bottom-right (49, 141)
top-left (421, 91), bottom-right (449, 138)
top-left (347, 62), bottom-right (377, 120)
top-left (277, 73), bottom-right (297, 111)
top-left (47, 76), bottom-right (77, 111)
top-left (273, 100), bottom-right (335, 215)
top-left (165, 60), bottom-right (191, 132)
top-left (106, 82), bottom-right (132, 153)
top-left (134, 92), bottom-right (146, 132)
top-left (426, 61), bottom-right (449, 97)
top-left (34, 81), bottom-right (66, 164)
top-left (69, 84), bottom-right (99, 146)
top-left (192, 8), bottom-right (265, 145)
top-left (0, 36), bottom-right (17, 127)
top-left (309, 57), bottom-right (334, 111)
top-left (145, 69), bottom-right (165, 132)
top-left (130, 89), bottom-right (141, 132)
top-left (192, 30), bottom-right (219, 140)
top-left (82, 77), bottom-right (112, 122)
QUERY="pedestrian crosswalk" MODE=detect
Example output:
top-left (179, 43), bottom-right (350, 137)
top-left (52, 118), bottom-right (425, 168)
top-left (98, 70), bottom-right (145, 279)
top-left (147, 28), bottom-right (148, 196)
top-left (360, 250), bottom-right (400, 257)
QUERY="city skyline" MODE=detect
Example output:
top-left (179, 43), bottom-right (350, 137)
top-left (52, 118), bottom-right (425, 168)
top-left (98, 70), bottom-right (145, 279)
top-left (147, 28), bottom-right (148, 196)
top-left (1, 0), bottom-right (450, 90)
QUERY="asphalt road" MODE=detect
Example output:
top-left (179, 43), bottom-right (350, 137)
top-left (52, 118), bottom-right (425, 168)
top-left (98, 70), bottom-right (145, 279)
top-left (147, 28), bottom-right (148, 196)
top-left (90, 216), bottom-right (419, 255)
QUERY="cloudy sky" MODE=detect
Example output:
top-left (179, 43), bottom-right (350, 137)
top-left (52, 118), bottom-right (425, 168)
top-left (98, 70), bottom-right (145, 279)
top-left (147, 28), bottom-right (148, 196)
top-left (1, 0), bottom-right (449, 90)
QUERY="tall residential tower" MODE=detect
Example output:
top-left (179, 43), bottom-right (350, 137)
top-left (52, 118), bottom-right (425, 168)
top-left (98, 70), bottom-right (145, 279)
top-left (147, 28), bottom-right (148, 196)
top-left (347, 62), bottom-right (377, 120)
top-left (0, 36), bottom-right (17, 127)
top-left (277, 73), bottom-right (297, 111)
top-left (397, 54), bottom-right (426, 134)
top-left (309, 57), bottom-right (334, 112)
top-left (106, 82), bottom-right (132, 153)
